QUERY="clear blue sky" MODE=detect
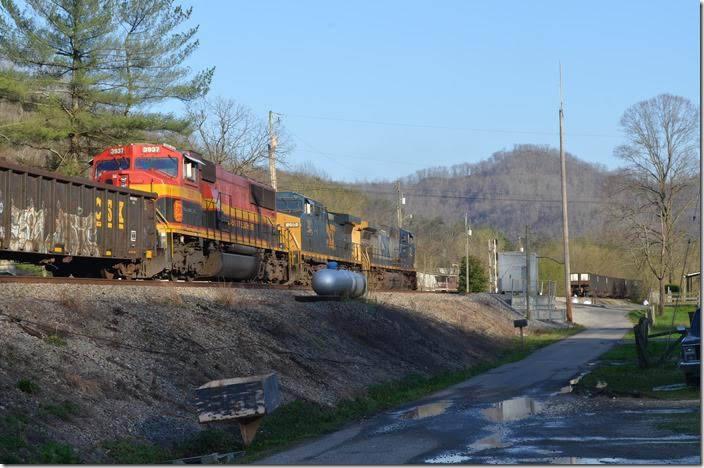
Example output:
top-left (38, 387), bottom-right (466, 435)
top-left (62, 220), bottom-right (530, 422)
top-left (177, 0), bottom-right (698, 182)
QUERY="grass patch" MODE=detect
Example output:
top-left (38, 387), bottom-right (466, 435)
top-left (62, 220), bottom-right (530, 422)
top-left (16, 378), bottom-right (39, 394)
top-left (38, 401), bottom-right (79, 421)
top-left (102, 438), bottom-right (170, 464)
top-left (656, 411), bottom-right (701, 434)
top-left (0, 435), bottom-right (29, 464)
top-left (16, 263), bottom-right (46, 276)
top-left (0, 411), bottom-right (81, 464)
top-left (625, 305), bottom-right (697, 339)
top-left (38, 441), bottom-right (80, 463)
top-left (44, 334), bottom-right (68, 347)
top-left (578, 328), bottom-right (700, 400)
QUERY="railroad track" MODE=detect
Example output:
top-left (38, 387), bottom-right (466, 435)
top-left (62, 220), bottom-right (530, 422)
top-left (0, 275), bottom-right (425, 293)
top-left (0, 275), bottom-right (307, 289)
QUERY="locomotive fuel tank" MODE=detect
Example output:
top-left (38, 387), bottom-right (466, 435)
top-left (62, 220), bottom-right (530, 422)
top-left (199, 248), bottom-right (258, 281)
top-left (312, 262), bottom-right (367, 298)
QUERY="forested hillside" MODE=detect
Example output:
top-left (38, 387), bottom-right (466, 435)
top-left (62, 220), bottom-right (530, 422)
top-left (358, 144), bottom-right (611, 241)
top-left (247, 145), bottom-right (643, 286)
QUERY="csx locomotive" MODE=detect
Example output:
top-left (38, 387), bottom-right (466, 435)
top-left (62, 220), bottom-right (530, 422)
top-left (0, 143), bottom-right (416, 288)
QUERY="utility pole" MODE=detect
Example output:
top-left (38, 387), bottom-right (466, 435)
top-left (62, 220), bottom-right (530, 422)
top-left (492, 238), bottom-right (498, 293)
top-left (525, 225), bottom-right (531, 320)
top-left (559, 64), bottom-right (573, 322)
top-left (396, 181), bottom-right (403, 228)
top-left (268, 111), bottom-right (278, 190)
top-left (464, 213), bottom-right (471, 293)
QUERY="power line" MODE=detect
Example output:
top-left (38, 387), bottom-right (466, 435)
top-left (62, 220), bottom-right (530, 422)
top-left (287, 130), bottom-right (369, 176)
top-left (280, 184), bottom-right (608, 205)
top-left (282, 112), bottom-right (623, 139)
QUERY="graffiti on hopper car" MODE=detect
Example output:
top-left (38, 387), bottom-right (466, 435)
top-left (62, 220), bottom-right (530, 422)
top-left (50, 203), bottom-right (99, 256)
top-left (8, 198), bottom-right (46, 251)
top-left (5, 198), bottom-right (98, 256)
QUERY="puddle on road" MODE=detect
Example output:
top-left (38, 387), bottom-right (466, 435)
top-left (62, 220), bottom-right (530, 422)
top-left (468, 434), bottom-right (506, 451)
top-left (481, 396), bottom-right (544, 423)
top-left (399, 400), bottom-right (451, 420)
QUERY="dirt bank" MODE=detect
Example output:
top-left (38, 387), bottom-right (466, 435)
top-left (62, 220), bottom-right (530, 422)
top-left (0, 284), bottom-right (558, 461)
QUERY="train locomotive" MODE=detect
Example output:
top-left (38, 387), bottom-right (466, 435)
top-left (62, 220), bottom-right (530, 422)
top-left (0, 143), bottom-right (416, 288)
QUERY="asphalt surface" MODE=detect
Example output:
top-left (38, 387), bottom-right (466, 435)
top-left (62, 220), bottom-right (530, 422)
top-left (258, 303), bottom-right (702, 464)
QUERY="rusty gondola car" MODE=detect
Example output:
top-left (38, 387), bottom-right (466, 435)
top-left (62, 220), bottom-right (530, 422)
top-left (0, 158), bottom-right (157, 277)
top-left (570, 272), bottom-right (642, 300)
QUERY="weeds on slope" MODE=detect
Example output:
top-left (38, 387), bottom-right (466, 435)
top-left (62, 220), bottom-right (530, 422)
top-left (68, 327), bottom-right (583, 464)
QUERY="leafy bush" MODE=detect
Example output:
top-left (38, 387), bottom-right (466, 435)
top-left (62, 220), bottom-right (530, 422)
top-left (44, 335), bottom-right (67, 347)
top-left (16, 379), bottom-right (39, 394)
top-left (39, 441), bottom-right (80, 463)
top-left (38, 402), bottom-right (79, 421)
top-left (102, 438), bottom-right (168, 464)
top-left (0, 435), bottom-right (28, 464)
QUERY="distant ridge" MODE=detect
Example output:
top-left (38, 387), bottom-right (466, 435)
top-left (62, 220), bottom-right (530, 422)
top-left (356, 144), bottom-right (612, 240)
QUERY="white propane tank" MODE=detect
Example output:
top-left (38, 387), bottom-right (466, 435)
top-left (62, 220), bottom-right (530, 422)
top-left (312, 262), bottom-right (367, 299)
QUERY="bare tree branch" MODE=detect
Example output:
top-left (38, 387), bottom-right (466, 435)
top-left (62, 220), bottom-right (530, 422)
top-left (186, 96), bottom-right (294, 176)
top-left (610, 94), bottom-right (699, 312)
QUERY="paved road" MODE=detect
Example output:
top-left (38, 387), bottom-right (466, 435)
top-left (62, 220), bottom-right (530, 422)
top-left (260, 303), bottom-right (695, 464)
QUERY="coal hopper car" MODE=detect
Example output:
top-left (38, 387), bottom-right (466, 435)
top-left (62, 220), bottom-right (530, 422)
top-left (0, 158), bottom-right (157, 277)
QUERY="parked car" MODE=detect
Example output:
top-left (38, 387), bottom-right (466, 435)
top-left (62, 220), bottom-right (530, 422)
top-left (679, 308), bottom-right (700, 386)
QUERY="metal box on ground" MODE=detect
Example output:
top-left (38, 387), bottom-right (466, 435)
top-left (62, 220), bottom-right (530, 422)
top-left (498, 251), bottom-right (538, 294)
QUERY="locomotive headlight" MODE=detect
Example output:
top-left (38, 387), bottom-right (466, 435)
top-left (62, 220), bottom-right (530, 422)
top-left (119, 175), bottom-right (128, 187)
top-left (159, 231), bottom-right (167, 248)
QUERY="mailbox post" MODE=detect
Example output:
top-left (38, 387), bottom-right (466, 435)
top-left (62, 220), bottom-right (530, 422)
top-left (194, 373), bottom-right (281, 448)
top-left (514, 319), bottom-right (528, 347)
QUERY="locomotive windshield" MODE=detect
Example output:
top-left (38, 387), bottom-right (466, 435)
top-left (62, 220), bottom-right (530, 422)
top-left (95, 157), bottom-right (130, 177)
top-left (277, 198), bottom-right (303, 213)
top-left (135, 156), bottom-right (178, 177)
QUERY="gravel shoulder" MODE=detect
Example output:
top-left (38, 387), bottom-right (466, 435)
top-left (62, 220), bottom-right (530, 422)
top-left (0, 285), bottom-right (554, 461)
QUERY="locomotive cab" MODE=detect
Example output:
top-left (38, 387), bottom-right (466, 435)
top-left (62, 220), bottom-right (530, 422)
top-left (90, 144), bottom-right (200, 190)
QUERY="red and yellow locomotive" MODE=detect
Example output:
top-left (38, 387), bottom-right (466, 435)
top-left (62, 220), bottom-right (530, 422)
top-left (90, 143), bottom-right (299, 281)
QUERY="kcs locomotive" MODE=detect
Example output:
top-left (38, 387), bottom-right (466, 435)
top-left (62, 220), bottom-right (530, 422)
top-left (0, 143), bottom-right (416, 289)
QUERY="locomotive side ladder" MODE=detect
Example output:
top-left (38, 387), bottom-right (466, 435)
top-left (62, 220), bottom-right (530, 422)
top-left (280, 225), bottom-right (301, 284)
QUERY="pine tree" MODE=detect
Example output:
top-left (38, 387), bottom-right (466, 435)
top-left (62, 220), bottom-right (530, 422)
top-left (0, 0), bottom-right (213, 174)
top-left (458, 255), bottom-right (488, 293)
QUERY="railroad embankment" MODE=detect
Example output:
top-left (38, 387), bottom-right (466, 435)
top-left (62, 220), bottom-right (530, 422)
top-left (0, 283), bottom-right (561, 462)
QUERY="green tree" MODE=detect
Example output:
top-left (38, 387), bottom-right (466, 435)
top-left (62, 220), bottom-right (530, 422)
top-left (0, 0), bottom-right (213, 174)
top-left (458, 255), bottom-right (488, 293)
